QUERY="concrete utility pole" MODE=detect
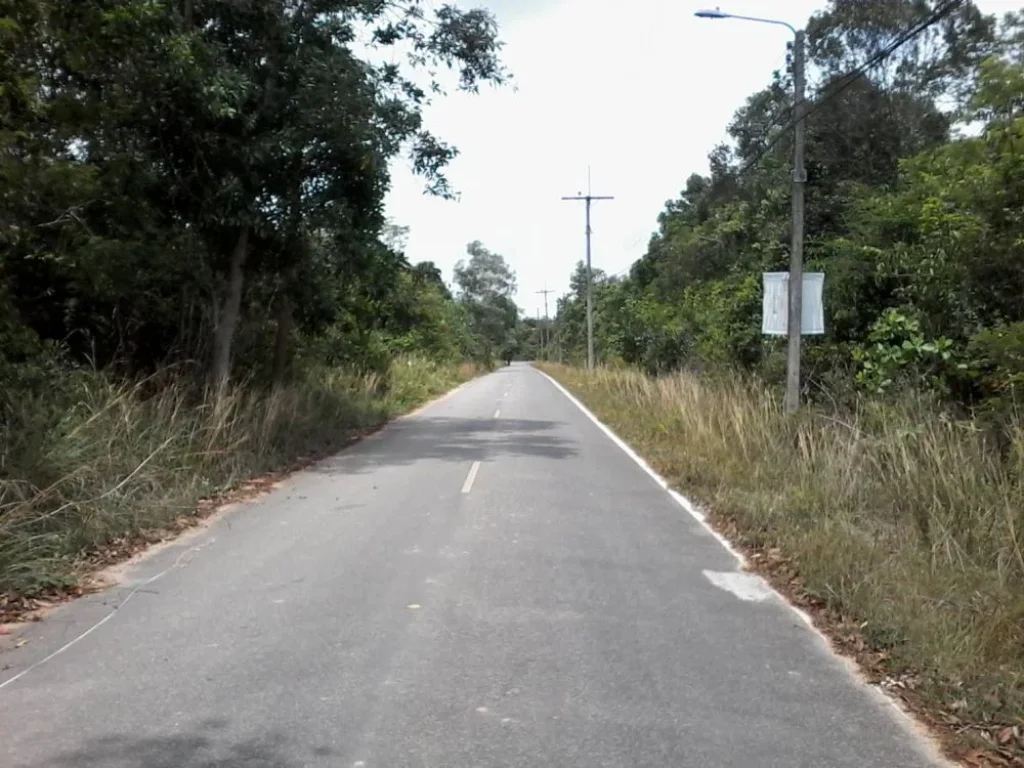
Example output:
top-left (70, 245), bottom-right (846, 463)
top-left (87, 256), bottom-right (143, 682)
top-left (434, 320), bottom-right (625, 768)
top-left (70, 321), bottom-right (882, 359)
top-left (695, 9), bottom-right (805, 413)
top-left (786, 30), bottom-right (807, 414)
top-left (537, 286), bottom-right (554, 358)
top-left (555, 313), bottom-right (563, 364)
top-left (562, 172), bottom-right (613, 370)
top-left (536, 308), bottom-right (541, 356)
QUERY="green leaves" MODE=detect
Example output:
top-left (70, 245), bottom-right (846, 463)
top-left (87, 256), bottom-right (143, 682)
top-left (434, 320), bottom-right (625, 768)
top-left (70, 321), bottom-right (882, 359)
top-left (852, 310), bottom-right (957, 395)
top-left (453, 242), bottom-right (517, 363)
top-left (0, 0), bottom-right (507, 383)
top-left (551, 0), bottom-right (1024, 414)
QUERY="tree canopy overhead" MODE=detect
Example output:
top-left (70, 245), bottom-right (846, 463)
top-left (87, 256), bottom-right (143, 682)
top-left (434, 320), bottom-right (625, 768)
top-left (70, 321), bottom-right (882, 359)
top-left (0, 0), bottom-right (511, 389)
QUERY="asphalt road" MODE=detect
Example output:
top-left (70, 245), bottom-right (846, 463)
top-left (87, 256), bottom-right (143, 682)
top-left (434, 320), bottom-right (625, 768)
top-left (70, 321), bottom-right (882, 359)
top-left (0, 363), bottom-right (945, 767)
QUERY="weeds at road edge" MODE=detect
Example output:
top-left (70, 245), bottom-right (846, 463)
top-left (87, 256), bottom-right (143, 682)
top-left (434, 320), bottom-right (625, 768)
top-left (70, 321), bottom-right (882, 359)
top-left (0, 357), bottom-right (482, 606)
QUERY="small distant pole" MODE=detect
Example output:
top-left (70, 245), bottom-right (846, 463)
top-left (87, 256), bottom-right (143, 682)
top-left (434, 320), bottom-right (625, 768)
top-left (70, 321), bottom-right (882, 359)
top-left (555, 313), bottom-right (563, 364)
top-left (537, 285), bottom-right (554, 359)
top-left (535, 307), bottom-right (540, 347)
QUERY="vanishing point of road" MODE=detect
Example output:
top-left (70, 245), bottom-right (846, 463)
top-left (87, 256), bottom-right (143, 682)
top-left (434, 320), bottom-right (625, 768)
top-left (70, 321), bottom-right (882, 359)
top-left (0, 364), bottom-right (946, 767)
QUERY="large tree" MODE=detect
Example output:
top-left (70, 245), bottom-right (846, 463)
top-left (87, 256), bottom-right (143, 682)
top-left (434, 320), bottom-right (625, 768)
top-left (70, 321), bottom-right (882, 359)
top-left (453, 241), bottom-right (517, 361)
top-left (0, 0), bottom-right (508, 385)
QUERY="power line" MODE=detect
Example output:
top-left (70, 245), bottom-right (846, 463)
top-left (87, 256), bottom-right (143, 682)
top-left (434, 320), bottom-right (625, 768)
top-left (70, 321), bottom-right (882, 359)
top-left (608, 261), bottom-right (636, 280)
top-left (736, 0), bottom-right (966, 178)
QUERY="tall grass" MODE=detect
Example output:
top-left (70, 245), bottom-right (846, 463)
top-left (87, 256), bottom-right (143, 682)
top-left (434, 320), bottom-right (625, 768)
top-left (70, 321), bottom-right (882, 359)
top-left (0, 357), bottom-right (480, 598)
top-left (541, 364), bottom-right (1024, 730)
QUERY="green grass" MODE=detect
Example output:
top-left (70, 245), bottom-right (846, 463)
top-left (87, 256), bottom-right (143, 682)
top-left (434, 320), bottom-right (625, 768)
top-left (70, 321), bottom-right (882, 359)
top-left (539, 363), bottom-right (1024, 744)
top-left (0, 356), bottom-right (481, 598)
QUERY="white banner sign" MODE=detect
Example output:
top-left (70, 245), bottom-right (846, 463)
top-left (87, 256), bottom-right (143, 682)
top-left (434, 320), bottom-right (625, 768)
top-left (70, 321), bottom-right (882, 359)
top-left (762, 272), bottom-right (825, 336)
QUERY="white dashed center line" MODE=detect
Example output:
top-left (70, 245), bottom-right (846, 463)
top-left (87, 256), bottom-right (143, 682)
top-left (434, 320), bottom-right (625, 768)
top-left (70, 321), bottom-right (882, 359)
top-left (461, 461), bottom-right (481, 494)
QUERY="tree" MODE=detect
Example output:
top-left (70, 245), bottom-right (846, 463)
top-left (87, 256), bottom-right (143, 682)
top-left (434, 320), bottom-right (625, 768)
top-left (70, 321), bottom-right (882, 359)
top-left (807, 0), bottom-right (996, 103)
top-left (555, 0), bottom-right (1024, 400)
top-left (454, 240), bottom-right (517, 300)
top-left (453, 241), bottom-right (517, 361)
top-left (0, 0), bottom-right (508, 387)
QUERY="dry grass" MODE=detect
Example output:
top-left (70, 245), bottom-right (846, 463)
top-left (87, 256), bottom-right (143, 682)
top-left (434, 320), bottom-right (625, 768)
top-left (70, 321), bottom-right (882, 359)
top-left (540, 363), bottom-right (1024, 738)
top-left (0, 356), bottom-right (480, 598)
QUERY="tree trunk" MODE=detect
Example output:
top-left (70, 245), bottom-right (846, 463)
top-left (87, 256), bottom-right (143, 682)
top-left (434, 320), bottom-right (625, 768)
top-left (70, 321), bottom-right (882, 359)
top-left (272, 289), bottom-right (293, 386)
top-left (211, 227), bottom-right (249, 389)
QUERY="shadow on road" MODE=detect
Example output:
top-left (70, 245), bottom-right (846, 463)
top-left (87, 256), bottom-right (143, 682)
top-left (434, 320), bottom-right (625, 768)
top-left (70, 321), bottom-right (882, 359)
top-left (33, 718), bottom-right (336, 768)
top-left (312, 416), bottom-right (577, 475)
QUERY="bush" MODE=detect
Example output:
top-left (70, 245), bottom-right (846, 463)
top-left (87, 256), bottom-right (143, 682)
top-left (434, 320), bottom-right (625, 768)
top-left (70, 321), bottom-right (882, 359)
top-left (852, 309), bottom-right (958, 396)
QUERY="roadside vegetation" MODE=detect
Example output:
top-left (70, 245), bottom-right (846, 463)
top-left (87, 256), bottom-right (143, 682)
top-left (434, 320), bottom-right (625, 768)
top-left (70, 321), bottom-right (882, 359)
top-left (544, 0), bottom-right (1024, 759)
top-left (541, 364), bottom-right (1024, 755)
top-left (0, 357), bottom-right (481, 599)
top-left (0, 2), bottom-right (536, 603)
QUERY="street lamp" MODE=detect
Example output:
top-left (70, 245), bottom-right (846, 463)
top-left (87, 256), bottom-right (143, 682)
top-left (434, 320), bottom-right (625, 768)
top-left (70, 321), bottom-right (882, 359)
top-left (694, 8), bottom-right (797, 34)
top-left (695, 8), bottom-right (806, 414)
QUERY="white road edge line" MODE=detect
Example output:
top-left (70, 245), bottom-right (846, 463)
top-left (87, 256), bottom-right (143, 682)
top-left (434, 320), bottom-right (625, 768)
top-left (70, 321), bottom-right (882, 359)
top-left (535, 368), bottom-right (745, 567)
top-left (461, 461), bottom-right (481, 494)
top-left (0, 538), bottom-right (216, 691)
top-left (534, 367), bottom-right (953, 767)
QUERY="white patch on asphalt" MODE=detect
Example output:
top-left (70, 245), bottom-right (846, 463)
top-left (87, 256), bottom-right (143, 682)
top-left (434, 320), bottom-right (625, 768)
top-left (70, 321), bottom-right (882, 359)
top-left (493, 408), bottom-right (500, 419)
top-left (461, 461), bottom-right (481, 494)
top-left (703, 570), bottom-right (775, 602)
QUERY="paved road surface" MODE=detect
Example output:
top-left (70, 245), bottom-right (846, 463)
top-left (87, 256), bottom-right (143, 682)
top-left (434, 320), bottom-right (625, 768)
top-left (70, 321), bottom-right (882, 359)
top-left (0, 364), bottom-right (944, 767)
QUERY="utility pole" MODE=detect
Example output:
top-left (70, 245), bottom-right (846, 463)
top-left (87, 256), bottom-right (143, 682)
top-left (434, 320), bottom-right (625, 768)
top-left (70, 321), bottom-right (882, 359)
top-left (555, 311), bottom-right (563, 364)
top-left (535, 308), bottom-right (541, 359)
top-left (537, 286), bottom-right (554, 359)
top-left (563, 171), bottom-right (613, 370)
top-left (786, 30), bottom-right (806, 414)
top-left (694, 9), bottom-right (806, 412)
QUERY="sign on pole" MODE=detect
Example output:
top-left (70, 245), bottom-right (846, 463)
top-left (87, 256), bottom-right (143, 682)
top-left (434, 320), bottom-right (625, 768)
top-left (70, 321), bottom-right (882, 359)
top-left (762, 272), bottom-right (825, 336)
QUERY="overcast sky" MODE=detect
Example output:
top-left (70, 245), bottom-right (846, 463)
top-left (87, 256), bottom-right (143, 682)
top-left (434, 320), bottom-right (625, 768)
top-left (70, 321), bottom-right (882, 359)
top-left (382, 0), bottom-right (1024, 319)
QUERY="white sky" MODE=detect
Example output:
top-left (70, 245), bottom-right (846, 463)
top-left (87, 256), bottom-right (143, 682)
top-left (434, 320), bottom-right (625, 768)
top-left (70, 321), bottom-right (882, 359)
top-left (383, 0), bottom-right (1024, 319)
